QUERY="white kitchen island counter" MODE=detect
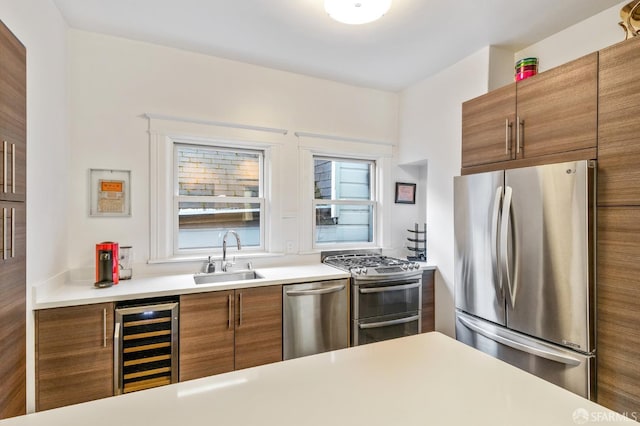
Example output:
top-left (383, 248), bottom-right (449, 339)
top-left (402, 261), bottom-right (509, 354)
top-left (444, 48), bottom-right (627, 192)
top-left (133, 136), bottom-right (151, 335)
top-left (2, 333), bottom-right (632, 425)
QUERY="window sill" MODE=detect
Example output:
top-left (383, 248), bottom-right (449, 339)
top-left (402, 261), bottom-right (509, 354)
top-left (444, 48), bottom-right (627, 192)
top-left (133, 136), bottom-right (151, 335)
top-left (147, 251), bottom-right (286, 265)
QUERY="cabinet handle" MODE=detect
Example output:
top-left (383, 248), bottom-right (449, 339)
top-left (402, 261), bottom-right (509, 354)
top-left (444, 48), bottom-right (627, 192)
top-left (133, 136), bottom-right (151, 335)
top-left (228, 294), bottom-right (232, 329)
top-left (238, 292), bottom-right (243, 327)
top-left (516, 116), bottom-right (524, 154)
top-left (505, 119), bottom-right (512, 155)
top-left (11, 143), bottom-right (15, 194)
top-left (2, 141), bottom-right (6, 194)
top-left (2, 208), bottom-right (6, 260)
top-left (10, 208), bottom-right (14, 258)
top-left (103, 308), bottom-right (107, 348)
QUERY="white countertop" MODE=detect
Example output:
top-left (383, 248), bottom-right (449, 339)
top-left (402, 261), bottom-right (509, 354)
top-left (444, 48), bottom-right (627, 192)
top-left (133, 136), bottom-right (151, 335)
top-left (34, 262), bottom-right (437, 309)
top-left (33, 264), bottom-right (352, 309)
top-left (1, 332), bottom-right (631, 425)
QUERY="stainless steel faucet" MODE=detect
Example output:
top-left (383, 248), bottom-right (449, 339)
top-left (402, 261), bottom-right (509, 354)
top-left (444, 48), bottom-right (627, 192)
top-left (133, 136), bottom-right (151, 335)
top-left (222, 230), bottom-right (241, 272)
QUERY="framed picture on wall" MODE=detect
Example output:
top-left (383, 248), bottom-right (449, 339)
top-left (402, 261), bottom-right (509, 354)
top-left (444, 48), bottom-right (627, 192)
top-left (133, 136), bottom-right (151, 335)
top-left (395, 182), bottom-right (416, 204)
top-left (90, 169), bottom-right (132, 217)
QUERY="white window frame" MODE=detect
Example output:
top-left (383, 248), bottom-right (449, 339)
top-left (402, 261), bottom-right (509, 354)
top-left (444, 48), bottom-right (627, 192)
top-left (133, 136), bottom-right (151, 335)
top-left (173, 143), bottom-right (266, 256)
top-left (297, 133), bottom-right (393, 253)
top-left (148, 115), bottom-right (285, 263)
top-left (311, 156), bottom-right (377, 249)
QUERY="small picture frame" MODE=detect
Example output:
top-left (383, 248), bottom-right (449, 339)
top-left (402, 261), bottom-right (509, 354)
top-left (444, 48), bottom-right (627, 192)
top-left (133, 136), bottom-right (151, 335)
top-left (90, 169), bottom-right (131, 217)
top-left (395, 182), bottom-right (416, 204)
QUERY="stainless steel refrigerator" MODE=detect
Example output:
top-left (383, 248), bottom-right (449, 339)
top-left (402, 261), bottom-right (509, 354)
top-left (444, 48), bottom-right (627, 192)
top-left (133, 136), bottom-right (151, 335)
top-left (454, 160), bottom-right (596, 399)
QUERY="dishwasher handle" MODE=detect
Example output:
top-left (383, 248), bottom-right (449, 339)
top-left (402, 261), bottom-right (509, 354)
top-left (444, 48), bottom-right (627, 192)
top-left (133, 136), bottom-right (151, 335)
top-left (286, 284), bottom-right (345, 296)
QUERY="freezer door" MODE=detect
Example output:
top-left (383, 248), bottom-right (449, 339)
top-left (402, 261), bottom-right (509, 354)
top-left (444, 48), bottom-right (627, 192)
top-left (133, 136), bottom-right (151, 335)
top-left (454, 171), bottom-right (506, 325)
top-left (456, 311), bottom-right (595, 399)
top-left (504, 160), bottom-right (595, 352)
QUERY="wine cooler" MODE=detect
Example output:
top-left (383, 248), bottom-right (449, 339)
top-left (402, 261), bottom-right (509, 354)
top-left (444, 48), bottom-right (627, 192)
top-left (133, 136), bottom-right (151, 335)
top-left (114, 298), bottom-right (179, 394)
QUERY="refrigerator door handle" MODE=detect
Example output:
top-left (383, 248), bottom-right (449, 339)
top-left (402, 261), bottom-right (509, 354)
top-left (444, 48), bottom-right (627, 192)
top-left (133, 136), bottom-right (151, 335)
top-left (490, 186), bottom-right (503, 296)
top-left (458, 315), bottom-right (581, 366)
top-left (500, 186), bottom-right (517, 308)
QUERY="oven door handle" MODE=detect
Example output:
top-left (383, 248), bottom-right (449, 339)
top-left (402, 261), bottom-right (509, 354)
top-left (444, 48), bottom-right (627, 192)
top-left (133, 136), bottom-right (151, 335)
top-left (359, 282), bottom-right (421, 294)
top-left (359, 314), bottom-right (420, 329)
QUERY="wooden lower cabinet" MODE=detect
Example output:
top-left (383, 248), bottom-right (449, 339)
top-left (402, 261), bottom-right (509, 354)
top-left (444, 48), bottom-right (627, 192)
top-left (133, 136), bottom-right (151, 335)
top-left (235, 286), bottom-right (283, 370)
top-left (0, 202), bottom-right (25, 419)
top-left (179, 285), bottom-right (283, 381)
top-left (35, 303), bottom-right (114, 411)
top-left (179, 291), bottom-right (235, 381)
top-left (596, 207), bottom-right (640, 413)
top-left (421, 270), bottom-right (435, 333)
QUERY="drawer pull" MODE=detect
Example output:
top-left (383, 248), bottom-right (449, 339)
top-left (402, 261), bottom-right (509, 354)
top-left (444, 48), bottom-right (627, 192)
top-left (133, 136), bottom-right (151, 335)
top-left (2, 141), bottom-right (6, 194)
top-left (228, 294), bottom-right (232, 329)
top-left (11, 143), bottom-right (15, 194)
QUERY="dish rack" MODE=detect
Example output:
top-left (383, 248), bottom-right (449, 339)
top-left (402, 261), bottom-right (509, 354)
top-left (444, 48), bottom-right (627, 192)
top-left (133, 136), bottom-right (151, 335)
top-left (407, 223), bottom-right (427, 261)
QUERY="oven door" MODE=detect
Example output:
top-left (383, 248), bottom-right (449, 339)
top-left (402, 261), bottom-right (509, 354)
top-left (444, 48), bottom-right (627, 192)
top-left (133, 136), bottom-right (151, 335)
top-left (352, 312), bottom-right (421, 346)
top-left (352, 276), bottom-right (422, 319)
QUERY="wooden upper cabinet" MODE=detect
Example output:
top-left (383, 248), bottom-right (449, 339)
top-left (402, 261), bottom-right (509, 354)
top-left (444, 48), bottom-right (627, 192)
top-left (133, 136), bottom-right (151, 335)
top-left (516, 53), bottom-right (598, 160)
top-left (0, 20), bottom-right (26, 203)
top-left (598, 37), bottom-right (640, 206)
top-left (36, 303), bottom-right (114, 411)
top-left (461, 52), bottom-right (597, 171)
top-left (235, 285), bottom-right (282, 371)
top-left (461, 83), bottom-right (516, 168)
top-left (179, 291), bottom-right (235, 381)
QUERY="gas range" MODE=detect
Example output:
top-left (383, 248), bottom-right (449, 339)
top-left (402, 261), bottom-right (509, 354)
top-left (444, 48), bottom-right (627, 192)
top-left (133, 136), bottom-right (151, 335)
top-left (322, 251), bottom-right (421, 279)
top-left (322, 250), bottom-right (424, 346)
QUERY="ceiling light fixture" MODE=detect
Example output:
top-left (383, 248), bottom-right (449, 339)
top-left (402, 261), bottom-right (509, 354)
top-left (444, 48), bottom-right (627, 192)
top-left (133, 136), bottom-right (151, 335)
top-left (324, 0), bottom-right (392, 25)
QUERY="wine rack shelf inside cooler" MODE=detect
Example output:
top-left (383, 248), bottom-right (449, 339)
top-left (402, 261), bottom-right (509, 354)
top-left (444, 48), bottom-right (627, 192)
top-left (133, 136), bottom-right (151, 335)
top-left (115, 300), bottom-right (179, 394)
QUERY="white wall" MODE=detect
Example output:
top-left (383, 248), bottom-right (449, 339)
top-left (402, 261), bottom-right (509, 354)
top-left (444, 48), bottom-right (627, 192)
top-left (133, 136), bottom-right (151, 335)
top-left (398, 47), bottom-right (492, 337)
top-left (0, 0), bottom-right (69, 412)
top-left (66, 30), bottom-right (399, 273)
top-left (516, 1), bottom-right (628, 71)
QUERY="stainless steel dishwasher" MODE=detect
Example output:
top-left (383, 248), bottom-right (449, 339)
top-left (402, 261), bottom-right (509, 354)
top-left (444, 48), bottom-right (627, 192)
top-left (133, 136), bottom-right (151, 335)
top-left (283, 279), bottom-right (349, 360)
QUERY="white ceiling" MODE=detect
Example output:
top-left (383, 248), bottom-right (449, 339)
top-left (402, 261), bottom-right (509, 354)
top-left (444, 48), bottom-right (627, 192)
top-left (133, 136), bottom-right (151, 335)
top-left (52, 0), bottom-right (623, 91)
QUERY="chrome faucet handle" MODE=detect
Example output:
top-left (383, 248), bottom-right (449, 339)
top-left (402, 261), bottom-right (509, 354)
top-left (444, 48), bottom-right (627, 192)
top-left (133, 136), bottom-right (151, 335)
top-left (247, 261), bottom-right (253, 270)
top-left (221, 258), bottom-right (236, 272)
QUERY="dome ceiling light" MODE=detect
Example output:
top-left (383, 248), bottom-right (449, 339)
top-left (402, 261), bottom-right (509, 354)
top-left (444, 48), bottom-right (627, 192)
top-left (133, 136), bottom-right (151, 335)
top-left (324, 0), bottom-right (393, 25)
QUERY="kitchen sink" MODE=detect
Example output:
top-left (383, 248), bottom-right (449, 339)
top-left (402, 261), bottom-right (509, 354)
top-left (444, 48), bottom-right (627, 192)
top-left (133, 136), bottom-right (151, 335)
top-left (193, 270), bottom-right (262, 285)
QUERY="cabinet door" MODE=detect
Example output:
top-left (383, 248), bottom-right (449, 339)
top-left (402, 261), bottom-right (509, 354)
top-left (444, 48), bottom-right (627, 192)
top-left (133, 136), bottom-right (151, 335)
top-left (596, 207), bottom-right (640, 414)
top-left (0, 201), bottom-right (25, 418)
top-left (461, 83), bottom-right (516, 168)
top-left (179, 291), bottom-right (235, 381)
top-left (235, 285), bottom-right (282, 370)
top-left (0, 21), bottom-right (26, 202)
top-left (516, 53), bottom-right (597, 159)
top-left (36, 303), bottom-right (114, 411)
top-left (598, 37), bottom-right (640, 206)
top-left (421, 270), bottom-right (435, 333)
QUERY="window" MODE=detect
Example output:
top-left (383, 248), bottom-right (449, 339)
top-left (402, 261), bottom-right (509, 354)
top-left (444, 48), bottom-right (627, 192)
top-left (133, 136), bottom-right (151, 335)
top-left (175, 144), bottom-right (264, 253)
top-left (313, 156), bottom-right (376, 246)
